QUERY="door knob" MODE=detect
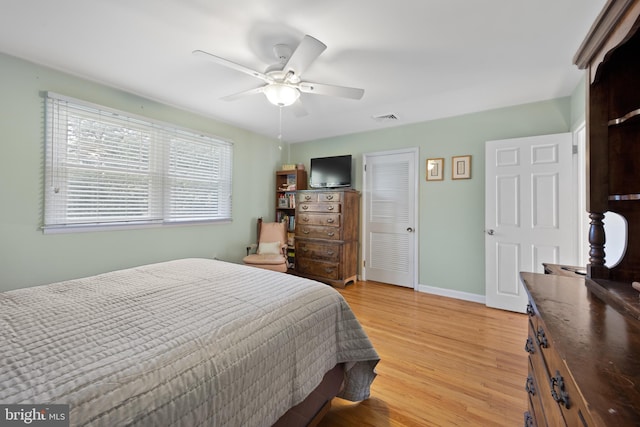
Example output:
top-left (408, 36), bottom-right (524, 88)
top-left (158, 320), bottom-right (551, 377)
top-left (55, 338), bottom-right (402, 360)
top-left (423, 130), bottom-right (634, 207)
top-left (407, 227), bottom-right (414, 232)
top-left (486, 229), bottom-right (495, 235)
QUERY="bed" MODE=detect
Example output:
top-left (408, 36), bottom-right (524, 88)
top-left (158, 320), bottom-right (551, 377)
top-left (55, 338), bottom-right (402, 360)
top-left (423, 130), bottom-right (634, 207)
top-left (0, 258), bottom-right (379, 426)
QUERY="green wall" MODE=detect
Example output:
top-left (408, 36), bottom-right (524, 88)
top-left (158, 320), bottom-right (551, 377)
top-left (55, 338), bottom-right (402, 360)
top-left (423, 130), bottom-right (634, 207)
top-left (289, 97), bottom-right (576, 297)
top-left (0, 53), bottom-right (283, 291)
top-left (0, 51), bottom-right (586, 297)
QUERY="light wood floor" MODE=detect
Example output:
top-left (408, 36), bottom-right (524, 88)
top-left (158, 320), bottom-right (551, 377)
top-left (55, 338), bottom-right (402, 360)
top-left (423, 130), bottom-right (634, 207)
top-left (318, 281), bottom-right (529, 427)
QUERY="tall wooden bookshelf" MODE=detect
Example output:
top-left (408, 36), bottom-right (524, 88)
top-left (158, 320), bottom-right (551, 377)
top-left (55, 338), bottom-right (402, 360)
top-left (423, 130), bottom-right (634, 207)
top-left (275, 169), bottom-right (307, 268)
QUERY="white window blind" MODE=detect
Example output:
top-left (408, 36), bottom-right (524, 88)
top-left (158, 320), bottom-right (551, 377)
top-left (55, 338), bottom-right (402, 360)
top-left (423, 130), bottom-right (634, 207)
top-left (44, 92), bottom-right (233, 232)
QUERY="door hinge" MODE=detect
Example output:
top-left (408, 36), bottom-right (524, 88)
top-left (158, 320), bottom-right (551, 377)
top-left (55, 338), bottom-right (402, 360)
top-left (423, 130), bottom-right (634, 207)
top-left (572, 145), bottom-right (578, 155)
top-left (363, 260), bottom-right (366, 267)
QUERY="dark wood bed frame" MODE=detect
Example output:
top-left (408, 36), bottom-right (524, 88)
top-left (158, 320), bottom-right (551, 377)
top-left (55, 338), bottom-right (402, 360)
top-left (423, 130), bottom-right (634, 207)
top-left (272, 364), bottom-right (344, 427)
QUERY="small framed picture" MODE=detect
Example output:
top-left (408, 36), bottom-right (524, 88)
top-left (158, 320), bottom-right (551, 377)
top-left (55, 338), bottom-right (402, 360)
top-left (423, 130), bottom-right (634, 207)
top-left (452, 155), bottom-right (472, 180)
top-left (278, 198), bottom-right (290, 208)
top-left (426, 158), bottom-right (444, 181)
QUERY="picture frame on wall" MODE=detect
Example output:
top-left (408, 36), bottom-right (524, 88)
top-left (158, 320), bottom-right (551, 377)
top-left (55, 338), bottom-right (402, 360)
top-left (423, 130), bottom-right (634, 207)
top-left (426, 158), bottom-right (444, 181)
top-left (452, 155), bottom-right (471, 180)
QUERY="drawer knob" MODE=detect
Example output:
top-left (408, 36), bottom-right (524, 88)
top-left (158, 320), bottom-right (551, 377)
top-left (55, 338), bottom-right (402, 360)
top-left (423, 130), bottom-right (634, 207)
top-left (550, 371), bottom-right (571, 409)
top-left (327, 251), bottom-right (334, 256)
top-left (326, 218), bottom-right (335, 223)
top-left (305, 195), bottom-right (311, 201)
top-left (303, 229), bottom-right (310, 234)
top-left (302, 205), bottom-right (309, 210)
top-left (536, 327), bottom-right (548, 348)
top-left (525, 376), bottom-right (536, 396)
top-left (524, 337), bottom-right (535, 354)
top-left (327, 206), bottom-right (334, 211)
top-left (327, 232), bottom-right (335, 237)
top-left (302, 216), bottom-right (309, 222)
top-left (324, 268), bottom-right (335, 273)
top-left (326, 195), bottom-right (334, 200)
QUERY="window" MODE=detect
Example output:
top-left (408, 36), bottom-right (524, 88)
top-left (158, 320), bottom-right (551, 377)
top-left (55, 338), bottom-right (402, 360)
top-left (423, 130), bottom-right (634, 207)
top-left (44, 92), bottom-right (232, 232)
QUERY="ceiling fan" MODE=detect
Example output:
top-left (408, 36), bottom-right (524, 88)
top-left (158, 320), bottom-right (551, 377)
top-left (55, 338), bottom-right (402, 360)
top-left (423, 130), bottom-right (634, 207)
top-left (193, 35), bottom-right (364, 116)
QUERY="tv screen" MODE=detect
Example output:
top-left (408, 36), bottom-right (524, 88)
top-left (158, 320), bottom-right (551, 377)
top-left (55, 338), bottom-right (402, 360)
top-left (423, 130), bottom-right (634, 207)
top-left (309, 155), bottom-right (352, 189)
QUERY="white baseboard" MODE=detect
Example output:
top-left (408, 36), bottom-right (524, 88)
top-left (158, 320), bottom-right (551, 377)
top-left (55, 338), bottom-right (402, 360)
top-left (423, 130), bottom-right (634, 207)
top-left (416, 283), bottom-right (486, 305)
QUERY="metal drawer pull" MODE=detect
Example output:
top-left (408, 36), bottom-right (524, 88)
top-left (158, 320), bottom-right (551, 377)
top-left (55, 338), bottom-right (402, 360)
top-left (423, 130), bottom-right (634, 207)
top-left (526, 303), bottom-right (534, 316)
top-left (303, 229), bottom-right (310, 234)
top-left (524, 337), bottom-right (535, 354)
top-left (326, 195), bottom-right (333, 200)
top-left (524, 412), bottom-right (534, 427)
top-left (327, 251), bottom-right (334, 256)
top-left (328, 206), bottom-right (334, 210)
top-left (525, 376), bottom-right (536, 396)
top-left (327, 232), bottom-right (335, 237)
top-left (536, 327), bottom-right (548, 348)
top-left (302, 205), bottom-right (309, 210)
top-left (302, 217), bottom-right (309, 222)
top-left (327, 218), bottom-right (335, 223)
top-left (324, 268), bottom-right (335, 273)
top-left (550, 371), bottom-right (570, 409)
top-left (305, 195), bottom-right (312, 201)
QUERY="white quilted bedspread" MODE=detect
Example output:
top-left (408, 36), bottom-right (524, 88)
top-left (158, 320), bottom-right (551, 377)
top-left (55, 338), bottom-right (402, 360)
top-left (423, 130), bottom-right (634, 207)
top-left (0, 258), bottom-right (379, 426)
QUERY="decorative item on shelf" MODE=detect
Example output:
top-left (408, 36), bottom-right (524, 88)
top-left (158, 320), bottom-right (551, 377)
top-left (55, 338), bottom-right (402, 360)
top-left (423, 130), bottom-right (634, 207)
top-left (281, 164), bottom-right (296, 171)
top-left (426, 158), bottom-right (444, 181)
top-left (278, 197), bottom-right (290, 208)
top-left (296, 163), bottom-right (305, 170)
top-left (452, 155), bottom-right (472, 180)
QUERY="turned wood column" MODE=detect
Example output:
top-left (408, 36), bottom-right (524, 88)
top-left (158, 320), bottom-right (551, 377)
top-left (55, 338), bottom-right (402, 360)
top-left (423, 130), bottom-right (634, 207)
top-left (587, 211), bottom-right (609, 279)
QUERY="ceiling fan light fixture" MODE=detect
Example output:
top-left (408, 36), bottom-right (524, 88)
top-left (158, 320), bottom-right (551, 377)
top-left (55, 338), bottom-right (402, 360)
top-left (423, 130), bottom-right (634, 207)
top-left (264, 84), bottom-right (300, 107)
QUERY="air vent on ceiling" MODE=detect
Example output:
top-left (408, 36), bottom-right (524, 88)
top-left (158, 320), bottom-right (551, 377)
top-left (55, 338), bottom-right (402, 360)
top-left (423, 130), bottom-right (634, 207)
top-left (372, 113), bottom-right (399, 122)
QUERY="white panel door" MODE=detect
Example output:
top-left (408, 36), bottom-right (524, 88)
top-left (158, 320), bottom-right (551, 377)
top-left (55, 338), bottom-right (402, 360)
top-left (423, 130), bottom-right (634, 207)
top-left (363, 149), bottom-right (418, 288)
top-left (485, 133), bottom-right (575, 312)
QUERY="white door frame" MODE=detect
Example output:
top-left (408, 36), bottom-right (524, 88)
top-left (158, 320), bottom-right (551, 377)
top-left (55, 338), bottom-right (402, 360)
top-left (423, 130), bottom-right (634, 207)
top-left (361, 147), bottom-right (419, 288)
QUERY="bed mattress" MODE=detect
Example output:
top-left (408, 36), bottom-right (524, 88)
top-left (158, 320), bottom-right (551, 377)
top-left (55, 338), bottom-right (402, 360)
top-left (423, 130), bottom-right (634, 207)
top-left (0, 258), bottom-right (379, 426)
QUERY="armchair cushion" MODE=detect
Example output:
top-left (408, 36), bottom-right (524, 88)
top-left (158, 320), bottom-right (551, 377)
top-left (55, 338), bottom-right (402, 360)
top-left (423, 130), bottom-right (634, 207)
top-left (257, 241), bottom-right (282, 255)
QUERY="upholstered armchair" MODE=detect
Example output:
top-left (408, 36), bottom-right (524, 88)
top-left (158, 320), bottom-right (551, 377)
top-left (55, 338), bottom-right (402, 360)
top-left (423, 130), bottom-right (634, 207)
top-left (243, 218), bottom-right (289, 273)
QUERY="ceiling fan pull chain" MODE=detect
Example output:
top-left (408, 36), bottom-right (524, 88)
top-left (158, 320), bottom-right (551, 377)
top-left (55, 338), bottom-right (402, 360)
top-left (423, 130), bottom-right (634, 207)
top-left (278, 105), bottom-right (283, 141)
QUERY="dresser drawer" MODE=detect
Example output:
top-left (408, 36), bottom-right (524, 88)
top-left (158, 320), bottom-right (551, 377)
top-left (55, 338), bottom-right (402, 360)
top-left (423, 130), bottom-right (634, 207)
top-left (297, 192), bottom-right (343, 203)
top-left (298, 192), bottom-right (318, 203)
top-left (297, 212), bottom-right (341, 227)
top-left (527, 319), bottom-right (566, 426)
top-left (296, 225), bottom-right (341, 240)
top-left (296, 240), bottom-right (341, 262)
top-left (298, 202), bottom-right (341, 213)
top-left (537, 322), bottom-right (594, 426)
top-left (526, 358), bottom-right (545, 427)
top-left (296, 258), bottom-right (340, 280)
top-left (318, 192), bottom-right (342, 202)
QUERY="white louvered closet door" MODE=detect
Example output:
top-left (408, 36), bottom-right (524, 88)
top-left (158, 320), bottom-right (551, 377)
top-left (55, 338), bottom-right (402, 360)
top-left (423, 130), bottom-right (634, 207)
top-left (363, 149), bottom-right (418, 288)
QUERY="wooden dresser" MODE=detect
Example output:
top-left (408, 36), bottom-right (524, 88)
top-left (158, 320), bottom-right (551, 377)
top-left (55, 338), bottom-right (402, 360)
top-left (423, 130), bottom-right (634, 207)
top-left (521, 272), bottom-right (640, 426)
top-left (294, 189), bottom-right (359, 288)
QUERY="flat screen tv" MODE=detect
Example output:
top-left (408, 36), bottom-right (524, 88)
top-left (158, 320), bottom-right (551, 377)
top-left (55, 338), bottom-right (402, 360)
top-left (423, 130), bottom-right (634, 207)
top-left (309, 155), bottom-right (352, 189)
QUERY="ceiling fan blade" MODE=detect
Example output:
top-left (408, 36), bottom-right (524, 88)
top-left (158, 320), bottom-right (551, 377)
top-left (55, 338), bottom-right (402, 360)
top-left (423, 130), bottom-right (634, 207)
top-left (284, 35), bottom-right (327, 78)
top-left (220, 86), bottom-right (266, 101)
top-left (193, 49), bottom-right (273, 83)
top-left (290, 99), bottom-right (308, 117)
top-left (298, 82), bottom-right (364, 100)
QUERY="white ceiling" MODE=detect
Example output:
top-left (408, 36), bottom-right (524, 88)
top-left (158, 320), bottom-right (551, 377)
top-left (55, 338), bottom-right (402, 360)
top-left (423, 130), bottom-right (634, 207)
top-left (0, 0), bottom-right (607, 143)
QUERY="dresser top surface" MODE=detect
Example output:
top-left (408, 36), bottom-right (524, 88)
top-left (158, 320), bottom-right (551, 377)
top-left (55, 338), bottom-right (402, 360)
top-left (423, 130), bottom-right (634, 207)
top-left (521, 272), bottom-right (640, 425)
